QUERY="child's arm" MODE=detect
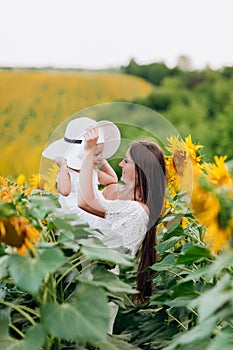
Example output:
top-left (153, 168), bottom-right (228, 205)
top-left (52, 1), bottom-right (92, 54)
top-left (97, 159), bottom-right (118, 186)
top-left (55, 157), bottom-right (71, 196)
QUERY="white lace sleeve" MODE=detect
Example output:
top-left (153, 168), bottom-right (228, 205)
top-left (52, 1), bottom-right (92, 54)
top-left (100, 200), bottom-right (149, 257)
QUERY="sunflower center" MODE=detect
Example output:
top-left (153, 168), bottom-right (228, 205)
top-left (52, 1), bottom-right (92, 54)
top-left (1, 220), bottom-right (25, 247)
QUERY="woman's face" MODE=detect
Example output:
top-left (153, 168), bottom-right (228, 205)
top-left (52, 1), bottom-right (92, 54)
top-left (119, 148), bottom-right (135, 184)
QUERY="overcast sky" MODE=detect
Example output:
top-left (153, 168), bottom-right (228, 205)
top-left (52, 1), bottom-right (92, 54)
top-left (1, 0), bottom-right (232, 69)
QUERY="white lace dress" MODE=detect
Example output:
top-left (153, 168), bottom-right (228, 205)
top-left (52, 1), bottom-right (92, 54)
top-left (99, 198), bottom-right (149, 257)
top-left (96, 198), bottom-right (149, 334)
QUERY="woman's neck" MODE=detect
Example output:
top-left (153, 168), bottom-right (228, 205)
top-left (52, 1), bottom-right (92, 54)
top-left (103, 182), bottom-right (141, 202)
top-left (117, 182), bottom-right (135, 200)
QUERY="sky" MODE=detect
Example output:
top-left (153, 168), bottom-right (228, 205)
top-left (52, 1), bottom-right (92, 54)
top-left (1, 0), bottom-right (232, 70)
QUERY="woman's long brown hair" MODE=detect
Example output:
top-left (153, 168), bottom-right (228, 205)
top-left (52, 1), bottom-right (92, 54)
top-left (130, 141), bottom-right (166, 303)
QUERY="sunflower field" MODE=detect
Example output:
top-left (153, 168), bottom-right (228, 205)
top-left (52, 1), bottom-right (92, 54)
top-left (0, 133), bottom-right (233, 349)
top-left (0, 69), bottom-right (152, 179)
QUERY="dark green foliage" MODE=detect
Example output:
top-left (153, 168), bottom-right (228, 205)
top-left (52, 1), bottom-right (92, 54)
top-left (122, 59), bottom-right (180, 86)
top-left (124, 59), bottom-right (233, 162)
top-left (113, 207), bottom-right (233, 350)
top-left (220, 66), bottom-right (233, 79)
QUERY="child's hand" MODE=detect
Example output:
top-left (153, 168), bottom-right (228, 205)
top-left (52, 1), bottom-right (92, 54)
top-left (84, 127), bottom-right (99, 151)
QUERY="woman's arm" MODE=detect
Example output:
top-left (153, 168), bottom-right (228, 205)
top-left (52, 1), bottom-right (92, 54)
top-left (78, 128), bottom-right (106, 218)
top-left (55, 157), bottom-right (71, 196)
top-left (97, 159), bottom-right (118, 186)
top-left (102, 183), bottom-right (118, 200)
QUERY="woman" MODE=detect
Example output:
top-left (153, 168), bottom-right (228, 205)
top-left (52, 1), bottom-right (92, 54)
top-left (78, 127), bottom-right (166, 303)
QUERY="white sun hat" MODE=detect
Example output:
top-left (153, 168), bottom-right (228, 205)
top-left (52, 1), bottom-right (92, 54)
top-left (42, 117), bottom-right (121, 170)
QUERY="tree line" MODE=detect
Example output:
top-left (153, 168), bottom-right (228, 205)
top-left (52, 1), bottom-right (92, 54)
top-left (121, 58), bottom-right (233, 162)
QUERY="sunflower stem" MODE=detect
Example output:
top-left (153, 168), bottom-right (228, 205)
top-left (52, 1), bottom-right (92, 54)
top-left (0, 300), bottom-right (36, 325)
top-left (9, 322), bottom-right (25, 339)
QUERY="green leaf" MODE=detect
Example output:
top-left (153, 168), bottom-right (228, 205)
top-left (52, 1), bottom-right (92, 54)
top-left (164, 338), bottom-right (210, 350)
top-left (181, 266), bottom-right (208, 282)
top-left (28, 207), bottom-right (46, 220)
top-left (0, 322), bottom-right (45, 350)
top-left (30, 191), bottom-right (60, 213)
top-left (19, 324), bottom-right (46, 350)
top-left (167, 295), bottom-right (197, 308)
top-left (83, 265), bottom-right (137, 294)
top-left (172, 280), bottom-right (197, 298)
top-left (95, 334), bottom-right (141, 349)
top-left (205, 250), bottom-right (233, 279)
top-left (8, 247), bottom-right (65, 294)
top-left (191, 274), bottom-right (233, 322)
top-left (162, 213), bottom-right (184, 223)
top-left (206, 331), bottom-right (233, 350)
top-left (163, 224), bottom-right (185, 240)
top-left (0, 321), bottom-right (9, 336)
top-left (42, 283), bottom-right (109, 342)
top-left (164, 316), bottom-right (216, 349)
top-left (176, 245), bottom-right (212, 265)
top-left (80, 238), bottom-right (133, 266)
top-left (0, 255), bottom-right (9, 279)
top-left (52, 215), bottom-right (89, 231)
top-left (156, 237), bottom-right (181, 255)
top-left (57, 230), bottom-right (75, 243)
top-left (151, 254), bottom-right (176, 271)
top-left (0, 202), bottom-right (17, 217)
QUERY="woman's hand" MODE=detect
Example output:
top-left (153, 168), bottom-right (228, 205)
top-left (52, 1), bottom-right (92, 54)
top-left (78, 126), bottom-right (106, 218)
top-left (84, 127), bottom-right (99, 152)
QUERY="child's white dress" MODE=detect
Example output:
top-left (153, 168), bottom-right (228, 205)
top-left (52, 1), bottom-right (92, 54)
top-left (56, 168), bottom-right (107, 228)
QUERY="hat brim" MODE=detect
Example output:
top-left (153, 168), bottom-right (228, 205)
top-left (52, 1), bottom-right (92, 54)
top-left (97, 120), bottom-right (121, 158)
top-left (42, 139), bottom-right (83, 169)
top-left (42, 120), bottom-right (121, 168)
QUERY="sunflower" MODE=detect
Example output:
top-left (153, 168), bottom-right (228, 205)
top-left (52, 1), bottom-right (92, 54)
top-left (0, 176), bottom-right (9, 187)
top-left (167, 134), bottom-right (204, 172)
top-left (191, 187), bottom-right (220, 228)
top-left (203, 222), bottom-right (231, 253)
top-left (0, 177), bottom-right (31, 202)
top-left (191, 188), bottom-right (231, 253)
top-left (166, 156), bottom-right (179, 196)
top-left (167, 135), bottom-right (233, 253)
top-left (0, 216), bottom-right (40, 255)
top-left (181, 217), bottom-right (189, 229)
top-left (16, 174), bottom-right (26, 186)
top-left (184, 135), bottom-right (203, 167)
top-left (166, 135), bottom-right (194, 196)
top-left (43, 164), bottom-right (59, 194)
top-left (166, 135), bottom-right (186, 155)
top-left (29, 173), bottom-right (47, 190)
top-left (203, 156), bottom-right (232, 187)
top-left (191, 169), bottom-right (233, 253)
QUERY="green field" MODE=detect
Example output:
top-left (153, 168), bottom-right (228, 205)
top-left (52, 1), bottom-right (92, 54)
top-left (0, 69), bottom-right (153, 179)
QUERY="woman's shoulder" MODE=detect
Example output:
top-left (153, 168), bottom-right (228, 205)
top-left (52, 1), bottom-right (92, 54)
top-left (102, 183), bottom-right (118, 200)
